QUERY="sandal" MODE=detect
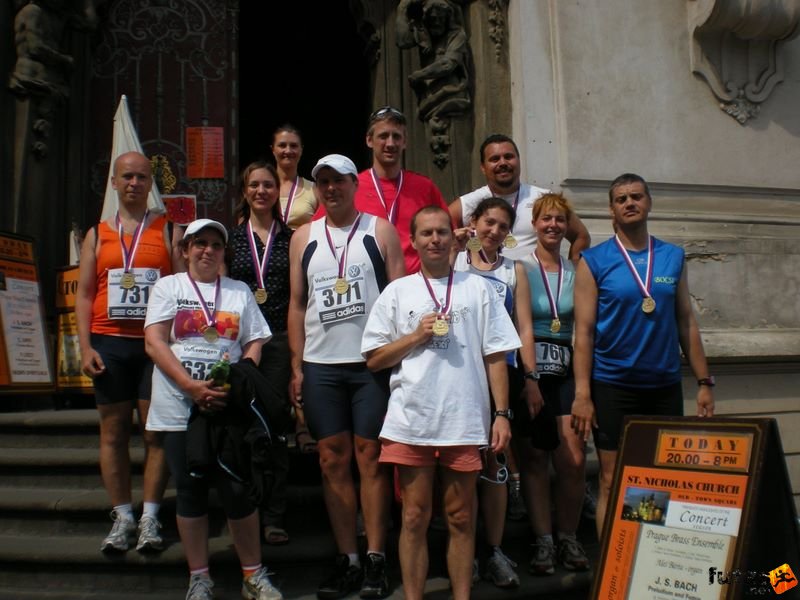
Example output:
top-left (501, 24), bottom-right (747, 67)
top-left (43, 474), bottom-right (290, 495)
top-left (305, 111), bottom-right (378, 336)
top-left (263, 525), bottom-right (290, 546)
top-left (295, 428), bottom-right (318, 454)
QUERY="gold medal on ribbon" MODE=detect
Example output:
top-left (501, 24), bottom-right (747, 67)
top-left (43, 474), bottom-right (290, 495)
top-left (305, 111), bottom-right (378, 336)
top-left (550, 319), bottom-right (561, 334)
top-left (466, 236), bottom-right (481, 252)
top-left (642, 297), bottom-right (656, 314)
top-left (203, 327), bottom-right (219, 343)
top-left (120, 272), bottom-right (136, 289)
top-left (254, 288), bottom-right (268, 304)
top-left (503, 233), bottom-right (518, 249)
top-left (432, 317), bottom-right (449, 336)
top-left (334, 278), bottom-right (350, 295)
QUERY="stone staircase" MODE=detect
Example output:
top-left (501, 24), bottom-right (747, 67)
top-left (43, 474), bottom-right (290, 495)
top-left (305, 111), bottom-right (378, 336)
top-left (0, 408), bottom-right (598, 599)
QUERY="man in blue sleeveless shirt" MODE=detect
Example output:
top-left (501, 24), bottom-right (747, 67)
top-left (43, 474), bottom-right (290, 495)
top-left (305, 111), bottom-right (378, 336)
top-left (571, 173), bottom-right (715, 539)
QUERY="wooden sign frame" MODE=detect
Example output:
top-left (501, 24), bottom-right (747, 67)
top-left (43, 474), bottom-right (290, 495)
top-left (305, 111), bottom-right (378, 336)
top-left (592, 416), bottom-right (799, 599)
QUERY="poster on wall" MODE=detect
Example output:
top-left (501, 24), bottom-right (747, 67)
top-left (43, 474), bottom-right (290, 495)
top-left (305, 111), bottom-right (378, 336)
top-left (186, 127), bottom-right (224, 179)
top-left (0, 232), bottom-right (54, 392)
top-left (55, 266), bottom-right (92, 392)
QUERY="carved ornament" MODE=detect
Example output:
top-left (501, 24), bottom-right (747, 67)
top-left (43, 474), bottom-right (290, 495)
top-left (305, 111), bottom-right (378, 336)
top-left (689, 0), bottom-right (800, 124)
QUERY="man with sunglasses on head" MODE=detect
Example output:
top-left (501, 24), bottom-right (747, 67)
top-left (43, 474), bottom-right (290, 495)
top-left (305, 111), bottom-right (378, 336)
top-left (450, 133), bottom-right (591, 263)
top-left (362, 206), bottom-right (520, 600)
top-left (315, 106), bottom-right (449, 274)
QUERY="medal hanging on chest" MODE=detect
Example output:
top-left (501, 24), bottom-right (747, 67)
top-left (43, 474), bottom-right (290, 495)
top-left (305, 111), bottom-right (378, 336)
top-left (533, 250), bottom-right (564, 334)
top-left (247, 220), bottom-right (277, 305)
top-left (614, 235), bottom-right (656, 314)
top-left (503, 190), bottom-right (521, 249)
top-left (421, 269), bottom-right (455, 337)
top-left (187, 274), bottom-right (222, 343)
top-left (324, 213), bottom-right (363, 295)
top-left (116, 210), bottom-right (148, 290)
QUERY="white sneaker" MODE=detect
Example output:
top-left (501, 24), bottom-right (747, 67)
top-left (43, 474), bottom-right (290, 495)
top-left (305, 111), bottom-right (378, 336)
top-left (100, 510), bottom-right (136, 552)
top-left (186, 574), bottom-right (214, 600)
top-left (136, 515), bottom-right (164, 552)
top-left (242, 566), bottom-right (283, 600)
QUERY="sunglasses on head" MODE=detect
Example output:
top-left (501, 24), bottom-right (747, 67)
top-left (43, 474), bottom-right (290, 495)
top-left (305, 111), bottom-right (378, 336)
top-left (369, 106), bottom-right (406, 125)
top-left (478, 445), bottom-right (509, 485)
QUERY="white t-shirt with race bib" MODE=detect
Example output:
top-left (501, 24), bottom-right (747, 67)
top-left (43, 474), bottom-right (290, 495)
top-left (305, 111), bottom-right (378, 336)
top-left (144, 273), bottom-right (271, 431)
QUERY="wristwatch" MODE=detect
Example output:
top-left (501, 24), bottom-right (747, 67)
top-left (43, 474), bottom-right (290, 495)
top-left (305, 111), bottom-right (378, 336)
top-left (524, 370), bottom-right (541, 381)
top-left (697, 376), bottom-right (716, 387)
top-left (494, 409), bottom-right (514, 420)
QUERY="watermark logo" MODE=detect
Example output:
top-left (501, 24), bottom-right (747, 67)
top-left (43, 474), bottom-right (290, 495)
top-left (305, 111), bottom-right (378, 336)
top-left (770, 564), bottom-right (797, 595)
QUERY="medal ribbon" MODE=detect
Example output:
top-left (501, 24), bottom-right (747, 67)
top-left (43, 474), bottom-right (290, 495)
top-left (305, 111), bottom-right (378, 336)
top-left (246, 220), bottom-right (278, 291)
top-left (614, 234), bottom-right (654, 301)
top-left (420, 268), bottom-right (455, 318)
top-left (187, 274), bottom-right (221, 332)
top-left (507, 190), bottom-right (521, 232)
top-left (281, 177), bottom-right (299, 223)
top-left (116, 210), bottom-right (149, 273)
top-left (324, 213), bottom-right (363, 280)
top-left (532, 250), bottom-right (563, 322)
top-left (370, 168), bottom-right (404, 225)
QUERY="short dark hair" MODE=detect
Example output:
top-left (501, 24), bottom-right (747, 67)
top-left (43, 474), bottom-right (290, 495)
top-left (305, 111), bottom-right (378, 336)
top-left (479, 134), bottom-right (520, 163)
top-left (608, 173), bottom-right (651, 204)
top-left (468, 197), bottom-right (516, 225)
top-left (410, 206), bottom-right (451, 237)
top-left (272, 123), bottom-right (304, 146)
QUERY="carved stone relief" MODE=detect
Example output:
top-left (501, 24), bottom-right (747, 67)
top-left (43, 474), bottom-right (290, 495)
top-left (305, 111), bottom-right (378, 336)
top-left (396, 0), bottom-right (473, 168)
top-left (689, 0), bottom-right (800, 124)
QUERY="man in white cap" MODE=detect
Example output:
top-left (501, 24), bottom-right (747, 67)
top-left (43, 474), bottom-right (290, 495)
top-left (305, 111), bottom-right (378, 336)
top-left (288, 154), bottom-right (405, 599)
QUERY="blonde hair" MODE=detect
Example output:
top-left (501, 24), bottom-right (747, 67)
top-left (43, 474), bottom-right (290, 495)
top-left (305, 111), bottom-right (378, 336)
top-left (532, 192), bottom-right (573, 223)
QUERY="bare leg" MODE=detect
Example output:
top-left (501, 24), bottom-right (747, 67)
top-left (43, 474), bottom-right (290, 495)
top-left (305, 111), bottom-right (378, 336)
top-left (397, 465), bottom-right (435, 600)
top-left (176, 515), bottom-right (209, 571)
top-left (97, 402), bottom-right (133, 506)
top-left (317, 432), bottom-right (358, 555)
top-left (552, 415), bottom-right (586, 534)
top-left (137, 399), bottom-right (169, 505)
top-left (441, 468), bottom-right (479, 600)
top-left (596, 448), bottom-right (618, 540)
top-left (228, 510), bottom-right (262, 566)
top-left (354, 435), bottom-right (390, 553)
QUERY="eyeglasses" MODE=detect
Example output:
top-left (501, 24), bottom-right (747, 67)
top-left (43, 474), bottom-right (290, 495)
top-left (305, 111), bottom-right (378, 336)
top-left (369, 106), bottom-right (406, 125)
top-left (479, 446), bottom-right (509, 485)
top-left (191, 238), bottom-right (225, 251)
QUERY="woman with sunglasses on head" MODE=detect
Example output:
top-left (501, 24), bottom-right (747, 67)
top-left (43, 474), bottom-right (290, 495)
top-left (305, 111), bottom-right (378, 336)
top-left (452, 197), bottom-right (543, 589)
top-left (144, 219), bottom-right (283, 600)
top-left (227, 161), bottom-right (295, 546)
top-left (271, 124), bottom-right (317, 230)
top-left (517, 192), bottom-right (589, 576)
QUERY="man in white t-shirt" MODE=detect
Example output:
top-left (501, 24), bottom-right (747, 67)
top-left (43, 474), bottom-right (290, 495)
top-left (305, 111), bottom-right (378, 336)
top-left (449, 134), bottom-right (591, 263)
top-left (361, 206), bottom-right (521, 600)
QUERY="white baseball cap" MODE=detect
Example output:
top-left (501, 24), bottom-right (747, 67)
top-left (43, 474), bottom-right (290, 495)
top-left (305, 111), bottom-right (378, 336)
top-left (311, 154), bottom-right (358, 179)
top-left (184, 218), bottom-right (228, 244)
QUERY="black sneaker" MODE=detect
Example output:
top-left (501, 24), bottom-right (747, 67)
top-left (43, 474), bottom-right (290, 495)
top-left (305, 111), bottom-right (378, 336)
top-left (360, 553), bottom-right (389, 598)
top-left (318, 554), bottom-right (363, 600)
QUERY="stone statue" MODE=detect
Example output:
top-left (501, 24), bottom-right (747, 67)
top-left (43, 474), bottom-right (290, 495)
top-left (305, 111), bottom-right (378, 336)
top-left (397, 0), bottom-right (473, 168)
top-left (9, 0), bottom-right (75, 99)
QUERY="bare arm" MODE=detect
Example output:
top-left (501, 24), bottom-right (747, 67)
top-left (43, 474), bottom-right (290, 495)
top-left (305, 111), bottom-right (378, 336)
top-left (144, 320), bottom-right (228, 411)
top-left (513, 262), bottom-right (544, 417)
top-left (376, 218), bottom-right (406, 282)
top-left (241, 338), bottom-right (264, 367)
top-left (485, 351), bottom-right (511, 453)
top-left (287, 225), bottom-right (310, 408)
top-left (449, 197), bottom-right (464, 227)
top-left (75, 227), bottom-right (105, 377)
top-left (365, 312), bottom-right (438, 371)
top-left (675, 265), bottom-right (714, 417)
top-left (571, 258), bottom-right (598, 441)
top-left (168, 222), bottom-right (186, 273)
top-left (565, 213), bottom-right (591, 261)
